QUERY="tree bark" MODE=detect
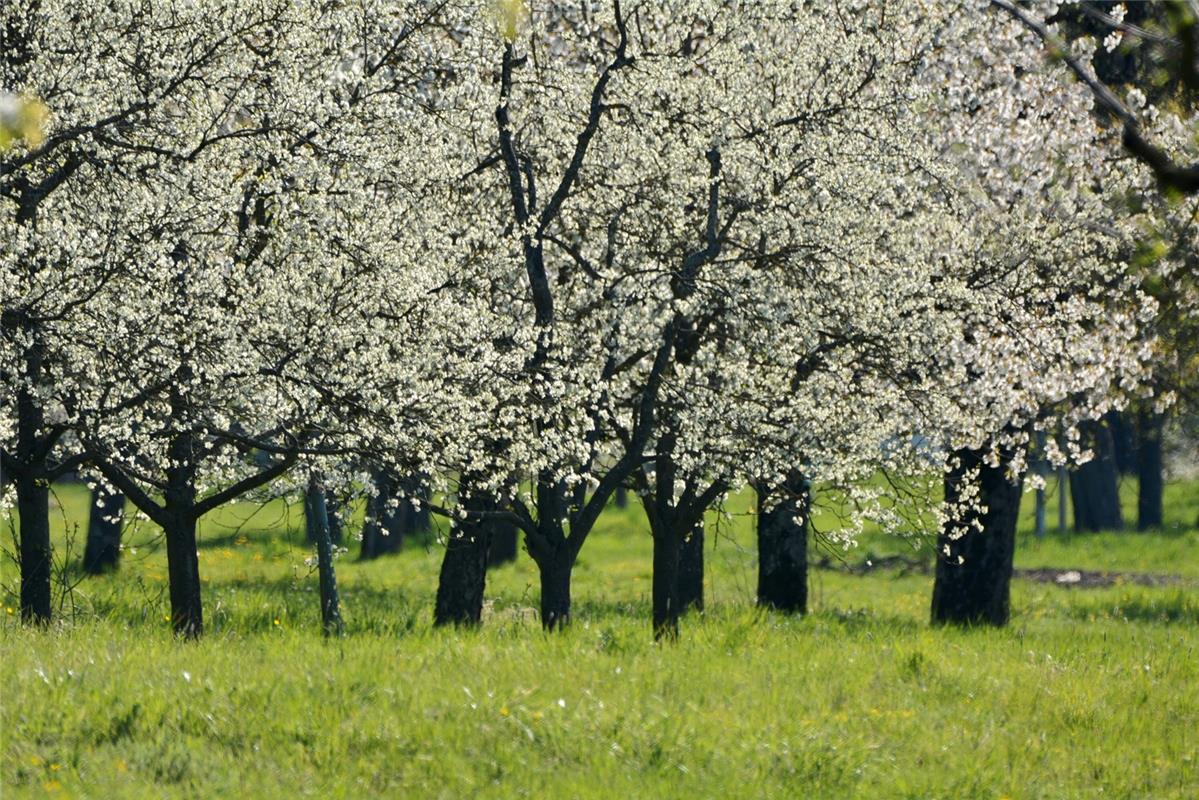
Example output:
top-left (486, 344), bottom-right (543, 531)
top-left (163, 508), bottom-right (203, 638)
top-left (433, 494), bottom-right (494, 627)
top-left (676, 523), bottom-right (704, 614)
top-left (360, 469), bottom-right (403, 560)
top-left (163, 433), bottom-right (203, 639)
top-left (83, 485), bottom-right (125, 574)
top-left (651, 527), bottom-right (682, 641)
top-left (1069, 421), bottom-right (1124, 532)
top-left (16, 472), bottom-right (52, 625)
top-left (1057, 466), bottom-right (1069, 534)
top-left (1106, 410), bottom-right (1136, 475)
top-left (14, 325), bottom-right (52, 625)
top-left (931, 445), bottom-right (1022, 627)
top-left (305, 488), bottom-right (343, 546)
top-left (487, 517), bottom-right (519, 567)
top-left (306, 475), bottom-right (344, 637)
top-left (1136, 409), bottom-right (1164, 531)
top-left (538, 551), bottom-right (573, 631)
top-left (756, 475), bottom-right (809, 614)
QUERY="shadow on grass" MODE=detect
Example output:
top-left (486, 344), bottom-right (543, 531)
top-left (1067, 590), bottom-right (1199, 624)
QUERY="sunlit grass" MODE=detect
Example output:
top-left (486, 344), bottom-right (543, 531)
top-left (1, 478), bottom-right (1196, 798)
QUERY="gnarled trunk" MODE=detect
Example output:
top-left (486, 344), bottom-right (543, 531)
top-left (931, 445), bottom-right (1021, 627)
top-left (83, 485), bottom-right (125, 574)
top-left (433, 494), bottom-right (494, 627)
top-left (757, 475), bottom-right (809, 614)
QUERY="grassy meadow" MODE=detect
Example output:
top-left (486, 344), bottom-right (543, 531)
top-left (1, 478), bottom-right (1197, 798)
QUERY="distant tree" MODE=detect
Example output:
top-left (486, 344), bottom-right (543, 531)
top-left (82, 483), bottom-right (124, 575)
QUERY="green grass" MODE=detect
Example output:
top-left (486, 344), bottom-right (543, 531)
top-left (2, 478), bottom-right (1197, 798)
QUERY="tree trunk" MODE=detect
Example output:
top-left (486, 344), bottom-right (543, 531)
top-left (1057, 466), bottom-right (1068, 534)
top-left (306, 476), bottom-right (344, 637)
top-left (676, 523), bottom-right (704, 614)
top-left (651, 527), bottom-right (682, 641)
top-left (931, 445), bottom-right (1021, 627)
top-left (305, 489), bottom-right (343, 546)
top-left (163, 433), bottom-right (203, 639)
top-left (1136, 409), bottom-right (1165, 531)
top-left (1069, 421), bottom-right (1124, 532)
top-left (16, 472), bottom-right (52, 625)
top-left (163, 508), bottom-right (203, 638)
top-left (433, 495), bottom-right (493, 627)
top-left (614, 487), bottom-right (628, 509)
top-left (361, 469), bottom-right (403, 560)
top-left (538, 552), bottom-right (573, 631)
top-left (757, 476), bottom-right (809, 614)
top-left (487, 518), bottom-right (519, 567)
top-left (83, 485), bottom-right (125, 574)
top-left (1106, 410), bottom-right (1136, 475)
top-left (404, 474), bottom-right (432, 534)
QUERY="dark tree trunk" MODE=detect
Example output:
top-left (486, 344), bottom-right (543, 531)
top-left (16, 472), bottom-right (52, 625)
top-left (433, 495), bottom-right (493, 627)
top-left (83, 486), bottom-right (125, 574)
top-left (306, 476), bottom-right (344, 636)
top-left (163, 508), bottom-right (203, 638)
top-left (931, 445), bottom-right (1022, 627)
top-left (756, 475), bottom-right (809, 614)
top-left (614, 487), bottom-right (628, 509)
top-left (538, 551), bottom-right (573, 631)
top-left (1069, 421), bottom-right (1124, 532)
top-left (1106, 410), bottom-right (1137, 475)
top-left (163, 434), bottom-right (203, 639)
top-left (360, 469), bottom-right (403, 560)
top-left (651, 527), bottom-right (682, 641)
top-left (487, 517), bottom-right (519, 567)
top-left (1136, 409), bottom-right (1165, 531)
top-left (403, 474), bottom-right (432, 534)
top-left (1057, 466), bottom-right (1069, 534)
top-left (14, 328), bottom-right (52, 625)
top-left (676, 523), bottom-right (704, 614)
